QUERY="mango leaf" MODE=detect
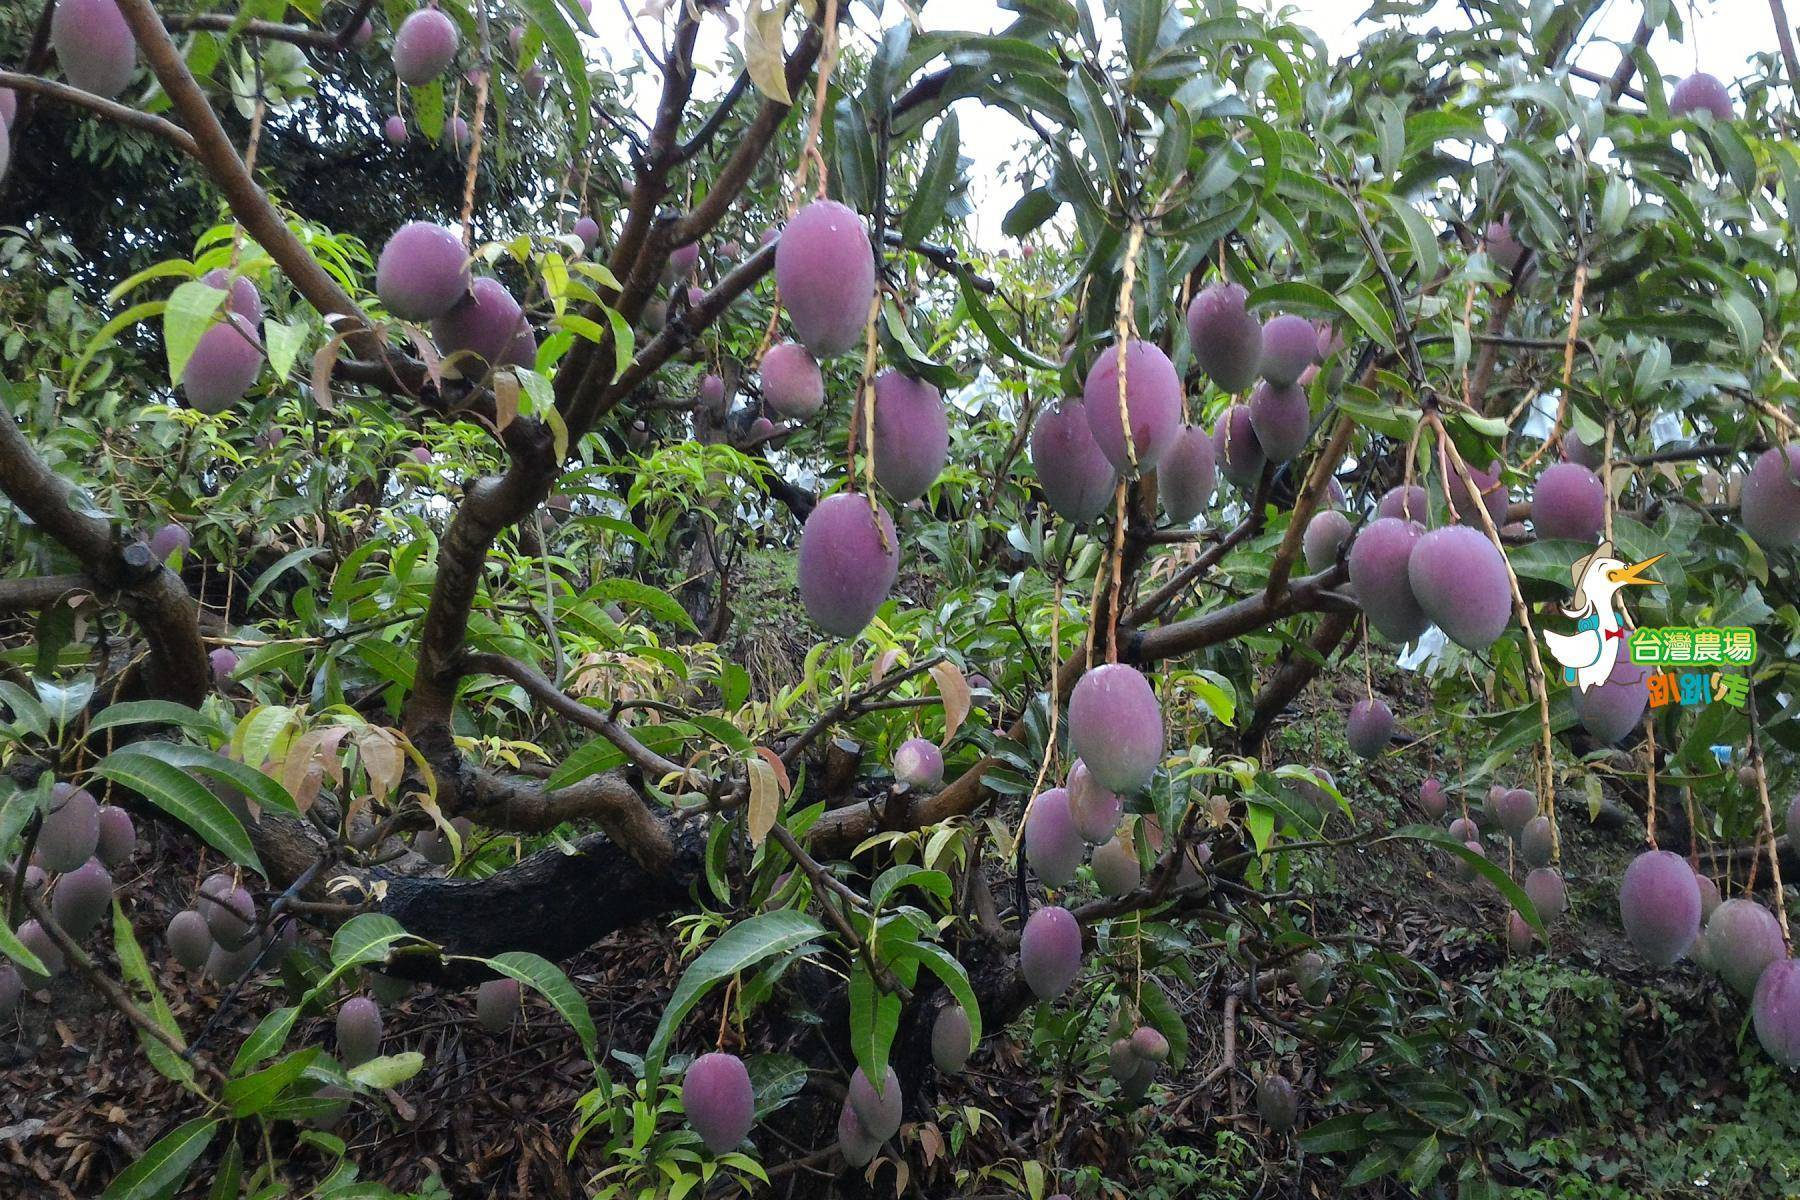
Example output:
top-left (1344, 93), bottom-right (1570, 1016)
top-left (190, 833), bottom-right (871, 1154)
top-left (346, 1051), bottom-right (425, 1089)
top-left (747, 1052), bottom-right (809, 1118)
top-left (88, 701), bottom-right (217, 736)
top-left (1383, 826), bottom-right (1544, 936)
top-left (232, 1005), bottom-right (299, 1073)
top-left (746, 753), bottom-right (780, 848)
top-left (105, 741), bottom-right (300, 820)
top-left (848, 962), bottom-right (903, 1095)
top-left (92, 749), bottom-right (261, 871)
top-left (244, 545), bottom-right (328, 608)
top-left (899, 112), bottom-right (961, 246)
top-left (264, 319), bottom-right (310, 382)
top-left (515, 0), bottom-right (593, 144)
top-left (70, 300), bottom-right (166, 395)
top-left (643, 910), bottom-right (824, 1085)
top-left (485, 951), bottom-right (599, 1062)
top-left (226, 1047), bottom-right (321, 1116)
top-left (744, 0), bottom-right (792, 105)
top-left (112, 901), bottom-right (194, 1087)
top-left (891, 939), bottom-right (982, 1049)
top-left (1002, 186), bottom-right (1060, 237)
top-left (101, 1118), bottom-right (219, 1200)
top-left (163, 280), bottom-right (228, 387)
top-left (585, 578), bottom-right (698, 632)
top-left (329, 914), bottom-right (410, 972)
top-left (0, 919), bottom-right (47, 981)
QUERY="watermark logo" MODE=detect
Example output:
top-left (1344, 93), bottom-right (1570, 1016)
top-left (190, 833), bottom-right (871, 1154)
top-left (1541, 539), bottom-right (1754, 710)
top-left (1541, 539), bottom-right (1662, 693)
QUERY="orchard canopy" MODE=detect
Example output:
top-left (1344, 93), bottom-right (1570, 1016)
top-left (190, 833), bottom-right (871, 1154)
top-left (5, 0), bottom-right (1800, 1196)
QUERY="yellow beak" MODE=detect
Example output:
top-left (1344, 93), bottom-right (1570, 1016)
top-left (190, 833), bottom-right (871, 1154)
top-left (1607, 554), bottom-right (1663, 586)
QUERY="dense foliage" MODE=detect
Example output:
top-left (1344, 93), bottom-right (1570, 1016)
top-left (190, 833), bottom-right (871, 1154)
top-left (3, 0), bottom-right (1800, 1196)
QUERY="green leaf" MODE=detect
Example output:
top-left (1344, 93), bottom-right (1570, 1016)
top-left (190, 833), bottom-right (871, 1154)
top-left (232, 1006), bottom-right (299, 1074)
top-left (642, 910), bottom-right (824, 1086)
top-left (346, 1051), bottom-right (425, 1089)
top-left (207, 1143), bottom-right (243, 1200)
top-left (1001, 187), bottom-right (1060, 238)
top-left (1298, 1111), bottom-right (1371, 1154)
top-left (101, 1118), bottom-right (219, 1200)
top-left (848, 962), bottom-right (902, 1095)
top-left (867, 864), bottom-right (951, 913)
top-left (515, 0), bottom-right (593, 144)
top-left (70, 300), bottom-right (166, 395)
top-left (584, 578), bottom-right (699, 632)
top-left (226, 1047), bottom-right (320, 1116)
top-left (330, 914), bottom-right (409, 972)
top-left (1118, 0), bottom-right (1164, 68)
top-left (1713, 289), bottom-right (1764, 359)
top-left (485, 951), bottom-right (598, 1061)
top-left (1384, 826), bottom-right (1544, 936)
top-left (1345, 1144), bottom-right (1400, 1186)
top-left (958, 273), bottom-right (1059, 370)
top-left (1246, 280), bottom-right (1340, 320)
top-left (164, 280), bottom-right (229, 388)
top-left (0, 916), bottom-right (48, 979)
top-left (112, 900), bottom-right (194, 1086)
top-left (892, 940), bottom-right (983, 1050)
top-left (1373, 191), bottom-right (1440, 282)
top-left (91, 749), bottom-right (262, 871)
top-left (1334, 281), bottom-right (1397, 354)
top-left (104, 741), bottom-right (300, 820)
top-left (264, 319), bottom-right (310, 382)
top-left (747, 1053), bottom-right (809, 1118)
top-left (244, 545), bottom-right (327, 608)
top-left (88, 701), bottom-right (217, 736)
top-left (899, 112), bottom-right (961, 247)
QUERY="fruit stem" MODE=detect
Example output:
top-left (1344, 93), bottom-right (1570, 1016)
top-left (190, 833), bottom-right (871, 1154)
top-left (1113, 222), bottom-right (1146, 474)
top-left (1746, 687), bottom-right (1791, 949)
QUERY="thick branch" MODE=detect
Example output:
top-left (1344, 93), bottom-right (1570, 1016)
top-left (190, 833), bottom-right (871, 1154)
top-left (0, 397), bottom-right (207, 703)
top-left (453, 764), bottom-right (676, 875)
top-left (376, 824), bottom-right (703, 982)
top-left (604, 242), bottom-right (778, 404)
top-left (1238, 610), bottom-right (1355, 754)
top-left (0, 574), bottom-right (94, 616)
top-left (669, 22), bottom-right (825, 245)
top-left (401, 436), bottom-right (558, 749)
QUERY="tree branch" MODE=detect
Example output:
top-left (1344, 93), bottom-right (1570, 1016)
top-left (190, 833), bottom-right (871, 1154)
top-left (462, 650), bottom-right (696, 787)
top-left (0, 574), bottom-right (94, 616)
top-left (163, 0), bottom-right (379, 51)
top-left (0, 70), bottom-right (198, 155)
top-left (0, 396), bottom-right (207, 703)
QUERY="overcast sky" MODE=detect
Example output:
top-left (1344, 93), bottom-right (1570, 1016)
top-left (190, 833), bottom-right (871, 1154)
top-left (584, 0), bottom-right (1779, 242)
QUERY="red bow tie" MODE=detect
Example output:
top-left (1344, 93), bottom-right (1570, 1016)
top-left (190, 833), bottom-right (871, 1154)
top-left (1604, 627), bottom-right (1627, 641)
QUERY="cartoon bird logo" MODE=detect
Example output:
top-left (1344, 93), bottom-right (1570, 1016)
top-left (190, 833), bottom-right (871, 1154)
top-left (1542, 540), bottom-right (1663, 692)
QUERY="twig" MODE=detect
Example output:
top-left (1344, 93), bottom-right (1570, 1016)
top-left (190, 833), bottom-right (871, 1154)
top-left (0, 71), bottom-right (199, 155)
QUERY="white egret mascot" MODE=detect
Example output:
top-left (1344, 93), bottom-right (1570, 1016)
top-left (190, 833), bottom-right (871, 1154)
top-left (1542, 540), bottom-right (1662, 692)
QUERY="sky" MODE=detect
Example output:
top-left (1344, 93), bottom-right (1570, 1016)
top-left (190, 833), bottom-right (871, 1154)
top-left (583, 0), bottom-right (1782, 245)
